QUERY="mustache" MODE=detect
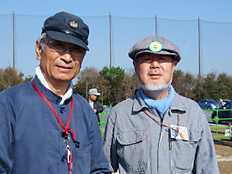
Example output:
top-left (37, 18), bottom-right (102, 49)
top-left (147, 69), bottom-right (163, 75)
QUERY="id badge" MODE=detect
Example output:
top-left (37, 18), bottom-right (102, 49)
top-left (170, 125), bottom-right (189, 141)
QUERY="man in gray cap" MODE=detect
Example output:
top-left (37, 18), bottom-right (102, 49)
top-left (103, 36), bottom-right (219, 174)
top-left (87, 88), bottom-right (104, 123)
top-left (0, 11), bottom-right (110, 173)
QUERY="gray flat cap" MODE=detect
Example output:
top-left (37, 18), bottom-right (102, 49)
top-left (128, 36), bottom-right (181, 62)
top-left (89, 88), bottom-right (101, 96)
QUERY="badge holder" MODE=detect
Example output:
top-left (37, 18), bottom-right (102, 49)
top-left (64, 137), bottom-right (73, 174)
top-left (170, 125), bottom-right (189, 141)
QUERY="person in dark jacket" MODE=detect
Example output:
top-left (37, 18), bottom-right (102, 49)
top-left (0, 11), bottom-right (110, 174)
top-left (87, 88), bottom-right (104, 123)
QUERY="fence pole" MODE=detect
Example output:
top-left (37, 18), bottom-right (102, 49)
top-left (109, 12), bottom-right (112, 68)
top-left (13, 10), bottom-right (15, 69)
top-left (198, 16), bottom-right (201, 76)
top-left (155, 14), bottom-right (157, 36)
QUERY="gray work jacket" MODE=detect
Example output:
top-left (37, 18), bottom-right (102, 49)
top-left (103, 90), bottom-right (219, 174)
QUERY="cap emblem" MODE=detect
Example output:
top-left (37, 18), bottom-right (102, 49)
top-left (69, 20), bottom-right (79, 30)
top-left (149, 41), bottom-right (162, 52)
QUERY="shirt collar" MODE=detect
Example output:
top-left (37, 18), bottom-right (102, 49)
top-left (169, 92), bottom-right (187, 112)
top-left (139, 85), bottom-right (175, 117)
top-left (35, 66), bottom-right (73, 105)
top-left (133, 88), bottom-right (187, 115)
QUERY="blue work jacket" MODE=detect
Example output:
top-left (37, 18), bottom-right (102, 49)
top-left (0, 76), bottom-right (110, 174)
top-left (104, 90), bottom-right (219, 174)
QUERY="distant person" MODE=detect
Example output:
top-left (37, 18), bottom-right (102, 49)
top-left (103, 36), bottom-right (219, 173)
top-left (0, 11), bottom-right (110, 173)
top-left (87, 88), bottom-right (104, 123)
top-left (219, 98), bottom-right (224, 106)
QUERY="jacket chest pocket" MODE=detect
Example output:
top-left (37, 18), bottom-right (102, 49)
top-left (72, 144), bottom-right (91, 173)
top-left (116, 130), bottom-right (148, 173)
top-left (170, 130), bottom-right (201, 172)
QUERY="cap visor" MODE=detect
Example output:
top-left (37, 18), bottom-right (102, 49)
top-left (135, 50), bottom-right (177, 60)
top-left (47, 31), bottom-right (89, 50)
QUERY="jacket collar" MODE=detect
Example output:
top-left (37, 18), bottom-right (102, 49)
top-left (35, 66), bottom-right (73, 105)
top-left (132, 90), bottom-right (187, 113)
top-left (132, 90), bottom-right (149, 112)
top-left (32, 75), bottom-right (72, 105)
top-left (169, 92), bottom-right (187, 112)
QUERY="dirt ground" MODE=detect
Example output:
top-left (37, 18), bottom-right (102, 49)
top-left (212, 128), bottom-right (232, 174)
top-left (214, 139), bottom-right (232, 174)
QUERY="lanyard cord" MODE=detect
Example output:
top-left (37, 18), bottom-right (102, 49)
top-left (142, 108), bottom-right (185, 140)
top-left (32, 79), bottom-right (80, 147)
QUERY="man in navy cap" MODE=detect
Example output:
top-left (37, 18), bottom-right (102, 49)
top-left (0, 11), bottom-right (110, 174)
top-left (103, 36), bottom-right (219, 174)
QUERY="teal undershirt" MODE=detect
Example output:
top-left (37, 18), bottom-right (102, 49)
top-left (140, 85), bottom-right (174, 118)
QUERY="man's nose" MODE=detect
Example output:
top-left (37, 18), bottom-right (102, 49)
top-left (150, 60), bottom-right (160, 69)
top-left (60, 48), bottom-right (73, 62)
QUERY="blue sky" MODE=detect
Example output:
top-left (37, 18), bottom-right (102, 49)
top-left (1, 0), bottom-right (232, 78)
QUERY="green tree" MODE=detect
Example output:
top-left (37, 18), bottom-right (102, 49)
top-left (0, 67), bottom-right (24, 91)
top-left (123, 68), bottom-right (139, 98)
top-left (203, 72), bottom-right (217, 99)
top-left (182, 72), bottom-right (196, 99)
top-left (215, 73), bottom-right (232, 100)
top-left (74, 67), bottom-right (100, 98)
top-left (172, 70), bottom-right (196, 99)
top-left (192, 74), bottom-right (205, 101)
top-left (172, 69), bottom-right (185, 95)
top-left (99, 66), bottom-right (125, 106)
top-left (24, 75), bottom-right (34, 82)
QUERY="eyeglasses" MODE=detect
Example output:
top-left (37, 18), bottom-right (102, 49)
top-left (45, 40), bottom-right (86, 58)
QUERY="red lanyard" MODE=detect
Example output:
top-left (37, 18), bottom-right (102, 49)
top-left (32, 79), bottom-right (80, 147)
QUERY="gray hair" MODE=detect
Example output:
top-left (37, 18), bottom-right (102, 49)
top-left (38, 33), bottom-right (47, 50)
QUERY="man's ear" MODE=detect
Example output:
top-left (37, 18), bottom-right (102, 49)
top-left (172, 61), bottom-right (178, 70)
top-left (133, 60), bottom-right (138, 74)
top-left (36, 40), bottom-right (42, 60)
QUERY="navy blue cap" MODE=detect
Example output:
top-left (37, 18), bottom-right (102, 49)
top-left (42, 11), bottom-right (89, 50)
top-left (128, 36), bottom-right (181, 62)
